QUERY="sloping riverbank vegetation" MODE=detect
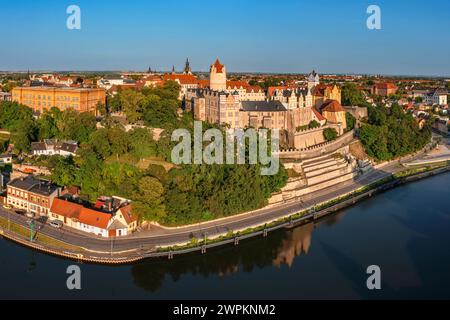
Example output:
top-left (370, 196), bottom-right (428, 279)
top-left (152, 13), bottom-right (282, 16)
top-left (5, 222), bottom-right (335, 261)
top-left (359, 104), bottom-right (432, 161)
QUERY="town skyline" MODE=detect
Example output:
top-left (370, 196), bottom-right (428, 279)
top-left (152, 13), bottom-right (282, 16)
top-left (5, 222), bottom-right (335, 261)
top-left (1, 0), bottom-right (449, 76)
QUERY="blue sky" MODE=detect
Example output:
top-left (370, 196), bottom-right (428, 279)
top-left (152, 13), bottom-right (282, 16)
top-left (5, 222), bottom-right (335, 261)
top-left (0, 0), bottom-right (449, 75)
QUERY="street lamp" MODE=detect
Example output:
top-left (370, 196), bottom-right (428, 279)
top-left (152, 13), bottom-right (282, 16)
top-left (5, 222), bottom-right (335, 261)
top-left (29, 220), bottom-right (36, 242)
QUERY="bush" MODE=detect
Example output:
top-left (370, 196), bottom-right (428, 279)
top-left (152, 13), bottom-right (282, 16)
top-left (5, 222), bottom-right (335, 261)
top-left (323, 128), bottom-right (338, 141)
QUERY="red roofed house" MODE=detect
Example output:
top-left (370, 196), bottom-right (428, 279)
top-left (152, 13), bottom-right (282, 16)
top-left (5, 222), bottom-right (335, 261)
top-left (319, 99), bottom-right (347, 133)
top-left (162, 73), bottom-right (199, 99)
top-left (49, 198), bottom-right (138, 237)
top-left (372, 83), bottom-right (398, 96)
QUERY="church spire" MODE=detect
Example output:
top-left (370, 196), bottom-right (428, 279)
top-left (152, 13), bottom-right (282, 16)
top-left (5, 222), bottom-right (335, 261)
top-left (183, 58), bottom-right (192, 75)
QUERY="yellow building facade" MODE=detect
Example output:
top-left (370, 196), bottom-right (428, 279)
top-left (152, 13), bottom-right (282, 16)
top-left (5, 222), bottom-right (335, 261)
top-left (12, 86), bottom-right (106, 114)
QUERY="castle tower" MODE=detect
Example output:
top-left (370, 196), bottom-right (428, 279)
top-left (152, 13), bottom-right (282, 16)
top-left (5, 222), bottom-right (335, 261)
top-left (210, 58), bottom-right (227, 91)
top-left (307, 70), bottom-right (320, 90)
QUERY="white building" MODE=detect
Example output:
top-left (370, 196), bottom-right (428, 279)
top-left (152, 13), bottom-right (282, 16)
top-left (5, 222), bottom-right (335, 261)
top-left (424, 89), bottom-right (448, 106)
top-left (49, 197), bottom-right (138, 238)
top-left (31, 140), bottom-right (78, 157)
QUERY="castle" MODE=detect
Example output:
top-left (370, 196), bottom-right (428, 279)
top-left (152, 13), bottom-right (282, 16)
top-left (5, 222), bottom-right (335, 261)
top-left (184, 59), bottom-right (347, 149)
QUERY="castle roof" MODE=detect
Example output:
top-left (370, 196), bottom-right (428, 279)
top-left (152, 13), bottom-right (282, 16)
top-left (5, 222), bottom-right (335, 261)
top-left (241, 100), bottom-right (287, 112)
top-left (163, 73), bottom-right (198, 84)
top-left (312, 108), bottom-right (326, 121)
top-left (212, 58), bottom-right (224, 73)
top-left (321, 99), bottom-right (345, 113)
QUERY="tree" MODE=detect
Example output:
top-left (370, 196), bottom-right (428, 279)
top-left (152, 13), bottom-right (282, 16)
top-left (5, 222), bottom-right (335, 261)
top-left (37, 108), bottom-right (60, 140)
top-left (345, 112), bottom-right (356, 131)
top-left (360, 103), bottom-right (431, 161)
top-left (127, 128), bottom-right (157, 160)
top-left (50, 156), bottom-right (77, 186)
top-left (323, 128), bottom-right (338, 141)
top-left (341, 83), bottom-right (369, 107)
top-left (11, 120), bottom-right (37, 153)
top-left (120, 89), bottom-right (146, 123)
top-left (308, 120), bottom-right (320, 129)
top-left (132, 176), bottom-right (166, 221)
top-left (89, 129), bottom-right (113, 159)
top-left (95, 102), bottom-right (106, 116)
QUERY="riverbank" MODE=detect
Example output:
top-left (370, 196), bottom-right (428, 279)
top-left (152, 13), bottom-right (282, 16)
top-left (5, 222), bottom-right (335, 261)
top-left (1, 161), bottom-right (449, 265)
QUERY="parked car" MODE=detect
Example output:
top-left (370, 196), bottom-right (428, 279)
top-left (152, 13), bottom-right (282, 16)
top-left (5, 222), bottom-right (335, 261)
top-left (25, 212), bottom-right (34, 218)
top-left (49, 220), bottom-right (63, 229)
top-left (36, 216), bottom-right (48, 224)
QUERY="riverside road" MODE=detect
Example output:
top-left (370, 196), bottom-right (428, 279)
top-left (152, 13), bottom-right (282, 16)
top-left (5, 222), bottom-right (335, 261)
top-left (0, 160), bottom-right (401, 253)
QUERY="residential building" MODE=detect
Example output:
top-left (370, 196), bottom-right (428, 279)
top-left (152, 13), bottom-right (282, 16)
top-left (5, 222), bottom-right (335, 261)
top-left (163, 73), bottom-right (199, 100)
top-left (372, 83), bottom-right (398, 96)
top-left (98, 77), bottom-right (136, 90)
top-left (31, 139), bottom-right (78, 157)
top-left (424, 89), bottom-right (448, 106)
top-left (49, 197), bottom-right (138, 237)
top-left (6, 176), bottom-right (60, 216)
top-left (11, 86), bottom-right (106, 114)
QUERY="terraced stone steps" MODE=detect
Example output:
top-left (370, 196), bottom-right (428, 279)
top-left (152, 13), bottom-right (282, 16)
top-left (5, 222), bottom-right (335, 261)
top-left (304, 159), bottom-right (348, 178)
top-left (306, 165), bottom-right (355, 186)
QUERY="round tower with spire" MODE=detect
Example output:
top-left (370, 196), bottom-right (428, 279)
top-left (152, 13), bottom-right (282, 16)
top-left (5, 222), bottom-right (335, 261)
top-left (209, 58), bottom-right (227, 91)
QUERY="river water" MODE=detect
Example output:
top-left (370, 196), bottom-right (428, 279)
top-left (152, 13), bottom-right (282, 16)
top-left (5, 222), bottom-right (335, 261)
top-left (1, 172), bottom-right (450, 299)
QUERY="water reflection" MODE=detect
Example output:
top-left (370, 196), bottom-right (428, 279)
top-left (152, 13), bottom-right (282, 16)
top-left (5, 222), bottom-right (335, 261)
top-left (131, 213), bottom-right (344, 292)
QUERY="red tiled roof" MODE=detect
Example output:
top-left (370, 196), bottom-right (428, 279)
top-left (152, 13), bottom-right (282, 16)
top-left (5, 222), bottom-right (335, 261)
top-left (118, 204), bottom-right (137, 225)
top-left (50, 198), bottom-right (82, 219)
top-left (226, 81), bottom-right (250, 89)
top-left (78, 208), bottom-right (111, 229)
top-left (321, 99), bottom-right (345, 113)
top-left (197, 79), bottom-right (210, 88)
top-left (212, 58), bottom-right (224, 73)
top-left (163, 73), bottom-right (198, 84)
top-left (268, 86), bottom-right (292, 97)
top-left (312, 108), bottom-right (326, 121)
top-left (375, 83), bottom-right (398, 90)
top-left (246, 85), bottom-right (263, 93)
top-left (312, 84), bottom-right (335, 97)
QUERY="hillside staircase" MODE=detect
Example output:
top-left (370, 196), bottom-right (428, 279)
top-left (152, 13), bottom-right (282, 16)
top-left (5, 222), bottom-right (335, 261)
top-left (269, 152), bottom-right (360, 205)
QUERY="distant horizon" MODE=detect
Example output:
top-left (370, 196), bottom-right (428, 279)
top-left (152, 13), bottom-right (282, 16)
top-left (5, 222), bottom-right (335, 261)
top-left (1, 68), bottom-right (450, 79)
top-left (1, 0), bottom-right (449, 77)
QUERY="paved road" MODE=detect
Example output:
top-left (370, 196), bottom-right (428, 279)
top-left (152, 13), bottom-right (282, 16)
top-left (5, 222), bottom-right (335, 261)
top-left (0, 161), bottom-right (399, 253)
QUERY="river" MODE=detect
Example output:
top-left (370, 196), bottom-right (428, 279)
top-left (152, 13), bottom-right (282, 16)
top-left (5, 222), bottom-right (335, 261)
top-left (1, 172), bottom-right (450, 299)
